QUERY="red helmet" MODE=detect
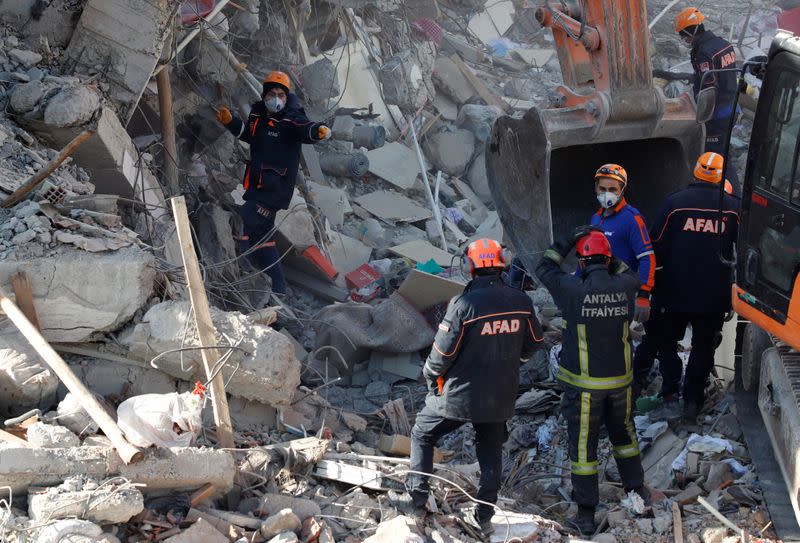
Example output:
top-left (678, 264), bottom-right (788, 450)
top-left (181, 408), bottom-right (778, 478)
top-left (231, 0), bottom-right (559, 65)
top-left (576, 231), bottom-right (612, 259)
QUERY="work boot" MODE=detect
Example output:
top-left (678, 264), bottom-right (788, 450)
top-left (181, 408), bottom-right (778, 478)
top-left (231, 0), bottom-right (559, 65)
top-left (463, 508), bottom-right (495, 537)
top-left (648, 395), bottom-right (681, 422)
top-left (682, 402), bottom-right (700, 423)
top-left (570, 506), bottom-right (597, 536)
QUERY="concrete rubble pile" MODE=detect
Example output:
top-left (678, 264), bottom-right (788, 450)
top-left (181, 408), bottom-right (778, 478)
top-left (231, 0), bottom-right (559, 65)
top-left (0, 0), bottom-right (788, 541)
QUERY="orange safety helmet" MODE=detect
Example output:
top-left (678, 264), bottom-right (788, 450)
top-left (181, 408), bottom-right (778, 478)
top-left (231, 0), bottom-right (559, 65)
top-left (464, 238), bottom-right (510, 274)
top-left (674, 7), bottom-right (705, 34)
top-left (595, 163), bottom-right (628, 186)
top-left (263, 70), bottom-right (291, 93)
top-left (694, 152), bottom-right (724, 183)
top-left (576, 231), bottom-right (612, 259)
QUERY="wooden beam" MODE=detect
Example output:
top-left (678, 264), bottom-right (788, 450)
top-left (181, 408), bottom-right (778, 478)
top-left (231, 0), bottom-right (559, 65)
top-left (2, 130), bottom-right (95, 208)
top-left (449, 55), bottom-right (508, 111)
top-left (10, 271), bottom-right (39, 331)
top-left (0, 287), bottom-right (143, 464)
top-left (672, 501), bottom-right (684, 543)
top-left (156, 67), bottom-right (180, 197)
top-left (0, 428), bottom-right (32, 448)
top-left (169, 196), bottom-right (235, 449)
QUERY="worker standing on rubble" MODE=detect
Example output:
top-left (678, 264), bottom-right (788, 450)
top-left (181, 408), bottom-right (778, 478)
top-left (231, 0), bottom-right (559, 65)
top-left (675, 7), bottom-right (739, 189)
top-left (406, 238), bottom-right (544, 536)
top-left (215, 71), bottom-right (331, 295)
top-left (536, 228), bottom-right (651, 535)
top-left (647, 152), bottom-right (739, 422)
top-left (588, 163), bottom-right (655, 323)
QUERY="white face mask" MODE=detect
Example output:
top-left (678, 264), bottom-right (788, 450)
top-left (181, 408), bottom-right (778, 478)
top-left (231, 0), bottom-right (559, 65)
top-left (597, 191), bottom-right (620, 209)
top-left (265, 96), bottom-right (285, 113)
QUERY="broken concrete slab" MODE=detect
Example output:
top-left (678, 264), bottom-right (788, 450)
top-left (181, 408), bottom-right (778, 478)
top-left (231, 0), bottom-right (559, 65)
top-left (390, 239), bottom-right (453, 267)
top-left (433, 56), bottom-right (474, 105)
top-left (366, 142), bottom-right (420, 190)
top-left (258, 494), bottom-right (321, 521)
top-left (423, 129), bottom-right (475, 177)
top-left (363, 515), bottom-right (424, 543)
top-left (0, 446), bottom-right (235, 494)
top-left (468, 0), bottom-right (515, 45)
top-left (369, 351), bottom-right (421, 380)
top-left (275, 190), bottom-right (318, 250)
top-left (355, 191), bottom-right (433, 223)
top-left (301, 57), bottom-right (340, 102)
top-left (28, 481), bottom-right (144, 524)
top-left (164, 518), bottom-right (229, 543)
top-left (26, 422), bottom-right (80, 448)
top-left (467, 152), bottom-right (492, 205)
top-left (307, 181), bottom-right (352, 228)
top-left (122, 301), bottom-right (301, 407)
top-left (0, 246), bottom-right (155, 343)
top-left (0, 325), bottom-right (58, 419)
top-left (66, 0), bottom-right (176, 122)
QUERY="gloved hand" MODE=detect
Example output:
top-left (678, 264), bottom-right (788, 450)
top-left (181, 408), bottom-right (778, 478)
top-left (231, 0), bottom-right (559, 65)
top-left (634, 296), bottom-right (651, 323)
top-left (317, 125), bottom-right (331, 140)
top-left (572, 224), bottom-right (603, 245)
top-left (216, 106), bottom-right (233, 125)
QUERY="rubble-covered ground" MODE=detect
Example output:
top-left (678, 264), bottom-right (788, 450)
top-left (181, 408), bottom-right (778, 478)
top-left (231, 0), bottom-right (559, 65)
top-left (0, 0), bottom-right (792, 541)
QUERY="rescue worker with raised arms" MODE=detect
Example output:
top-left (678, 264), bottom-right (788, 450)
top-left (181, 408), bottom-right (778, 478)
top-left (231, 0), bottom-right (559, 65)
top-left (406, 238), bottom-right (544, 536)
top-left (536, 227), bottom-right (650, 535)
top-left (675, 7), bottom-right (739, 188)
top-left (647, 152), bottom-right (739, 422)
top-left (216, 71), bottom-right (331, 294)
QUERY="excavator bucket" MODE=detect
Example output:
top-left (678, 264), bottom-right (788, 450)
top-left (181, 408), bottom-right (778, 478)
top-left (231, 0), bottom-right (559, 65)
top-left (487, 0), bottom-right (704, 274)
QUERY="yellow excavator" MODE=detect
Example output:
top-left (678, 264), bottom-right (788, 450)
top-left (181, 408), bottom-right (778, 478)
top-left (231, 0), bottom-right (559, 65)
top-left (486, 0), bottom-right (800, 535)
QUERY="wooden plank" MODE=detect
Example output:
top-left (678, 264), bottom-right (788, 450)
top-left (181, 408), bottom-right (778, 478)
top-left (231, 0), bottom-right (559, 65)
top-left (170, 196), bottom-right (235, 450)
top-left (0, 428), bottom-right (32, 448)
top-left (672, 501), bottom-right (684, 543)
top-left (11, 271), bottom-right (40, 331)
top-left (449, 55), bottom-right (508, 111)
top-left (0, 287), bottom-right (142, 463)
top-left (190, 483), bottom-right (216, 507)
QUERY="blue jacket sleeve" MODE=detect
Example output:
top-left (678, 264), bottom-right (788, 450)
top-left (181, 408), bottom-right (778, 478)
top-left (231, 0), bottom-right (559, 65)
top-left (627, 213), bottom-right (656, 297)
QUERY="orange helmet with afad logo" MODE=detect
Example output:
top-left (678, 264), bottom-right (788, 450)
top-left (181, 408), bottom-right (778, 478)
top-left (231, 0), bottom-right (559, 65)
top-left (263, 70), bottom-right (291, 93)
top-left (576, 231), bottom-right (612, 259)
top-left (465, 238), bottom-right (510, 274)
top-left (594, 163), bottom-right (628, 186)
top-left (694, 152), bottom-right (724, 183)
top-left (675, 7), bottom-right (705, 33)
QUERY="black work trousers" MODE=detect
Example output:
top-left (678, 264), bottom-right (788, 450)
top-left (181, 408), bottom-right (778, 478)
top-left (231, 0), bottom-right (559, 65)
top-left (632, 308), bottom-right (667, 394)
top-left (705, 117), bottom-right (740, 193)
top-left (239, 200), bottom-right (287, 294)
top-left (406, 408), bottom-right (505, 522)
top-left (562, 387), bottom-right (644, 508)
top-left (654, 311), bottom-right (725, 409)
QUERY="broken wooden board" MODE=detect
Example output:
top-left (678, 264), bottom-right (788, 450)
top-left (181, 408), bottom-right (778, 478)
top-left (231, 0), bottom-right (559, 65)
top-left (389, 239), bottom-right (454, 267)
top-left (355, 191), bottom-right (432, 223)
top-left (379, 434), bottom-right (444, 462)
top-left (366, 142), bottom-right (419, 190)
top-left (313, 459), bottom-right (390, 491)
top-left (397, 268), bottom-right (464, 311)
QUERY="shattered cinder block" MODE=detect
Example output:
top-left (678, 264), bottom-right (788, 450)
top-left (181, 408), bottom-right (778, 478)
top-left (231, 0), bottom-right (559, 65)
top-left (122, 301), bottom-right (300, 407)
top-left (28, 480), bottom-right (144, 524)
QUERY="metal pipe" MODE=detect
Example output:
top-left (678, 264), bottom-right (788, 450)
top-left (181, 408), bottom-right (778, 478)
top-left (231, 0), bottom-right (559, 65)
top-left (407, 116), bottom-right (448, 252)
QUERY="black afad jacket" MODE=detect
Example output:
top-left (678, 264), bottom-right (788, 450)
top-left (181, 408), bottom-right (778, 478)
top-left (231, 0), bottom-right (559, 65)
top-left (536, 252), bottom-right (640, 391)
top-left (422, 275), bottom-right (544, 423)
top-left (226, 94), bottom-right (325, 210)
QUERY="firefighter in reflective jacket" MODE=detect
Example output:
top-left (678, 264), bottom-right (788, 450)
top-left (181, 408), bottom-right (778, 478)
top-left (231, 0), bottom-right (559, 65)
top-left (536, 228), bottom-right (650, 535)
top-left (647, 152), bottom-right (740, 422)
top-left (406, 238), bottom-right (544, 535)
top-left (216, 71), bottom-right (331, 294)
top-left (676, 7), bottom-right (739, 189)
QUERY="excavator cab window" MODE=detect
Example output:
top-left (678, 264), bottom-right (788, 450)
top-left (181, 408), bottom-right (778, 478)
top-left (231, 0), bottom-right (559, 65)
top-left (740, 51), bottom-right (800, 318)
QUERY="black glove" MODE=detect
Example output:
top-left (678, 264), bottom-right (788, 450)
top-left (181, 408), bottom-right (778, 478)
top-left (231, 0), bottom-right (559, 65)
top-left (551, 234), bottom-right (574, 258)
top-left (572, 225), bottom-right (604, 244)
top-left (652, 69), bottom-right (695, 82)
